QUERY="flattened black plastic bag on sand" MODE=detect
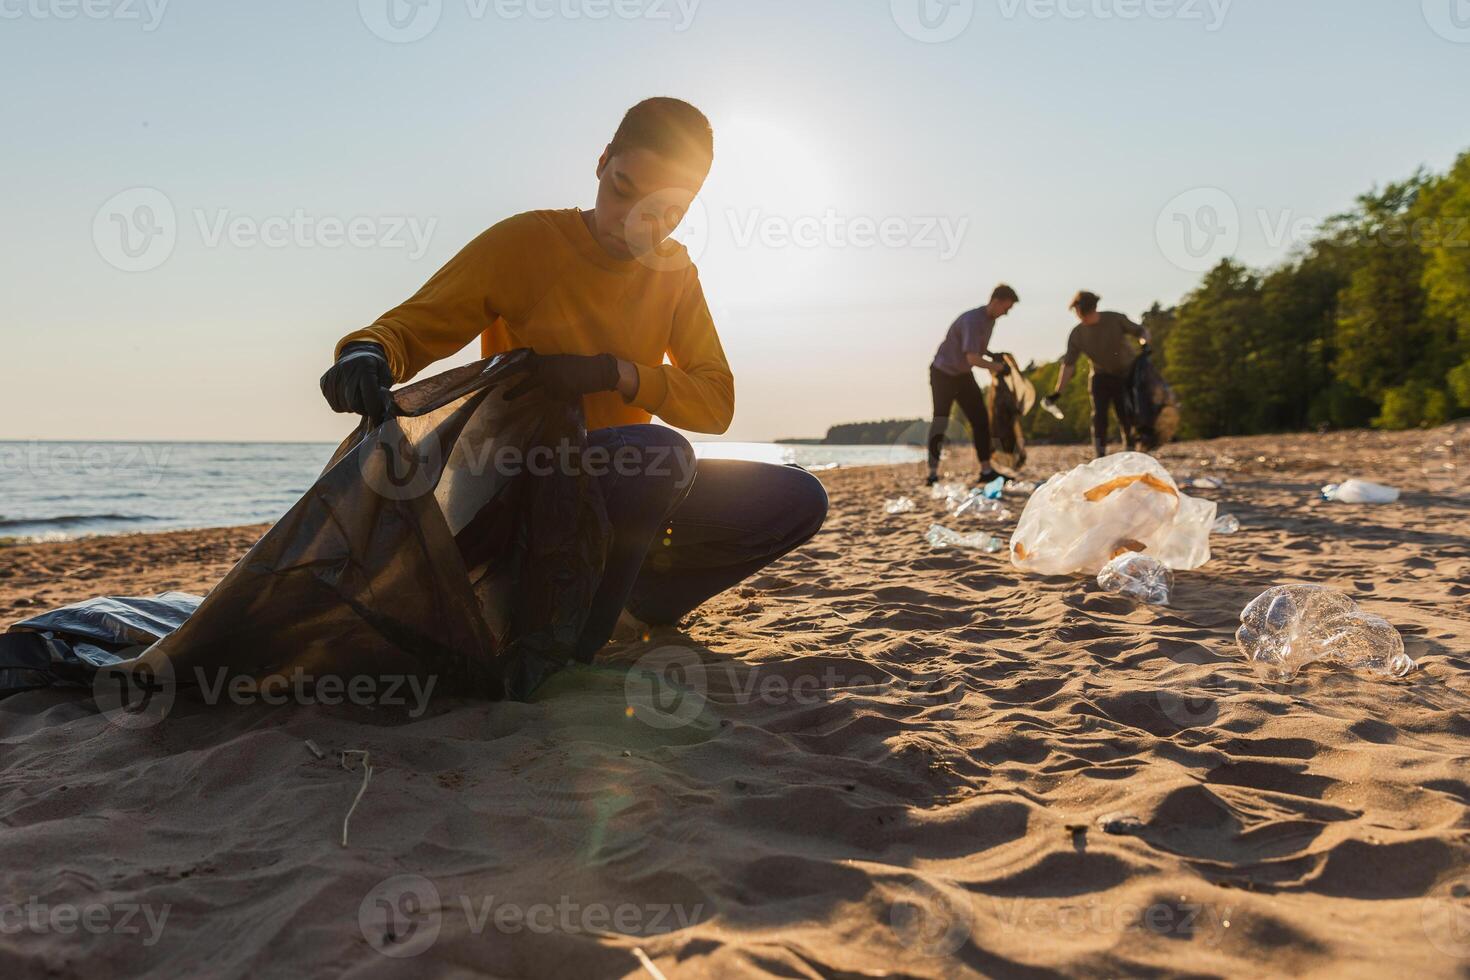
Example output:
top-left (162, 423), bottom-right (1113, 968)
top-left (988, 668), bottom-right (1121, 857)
top-left (1, 350), bottom-right (608, 703)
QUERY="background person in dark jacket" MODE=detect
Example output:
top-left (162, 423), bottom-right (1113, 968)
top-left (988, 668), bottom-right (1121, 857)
top-left (1045, 291), bottom-right (1152, 459)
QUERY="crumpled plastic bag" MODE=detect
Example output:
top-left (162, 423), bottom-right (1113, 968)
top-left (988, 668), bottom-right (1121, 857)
top-left (1235, 585), bottom-right (1415, 679)
top-left (1009, 453), bottom-right (1216, 576)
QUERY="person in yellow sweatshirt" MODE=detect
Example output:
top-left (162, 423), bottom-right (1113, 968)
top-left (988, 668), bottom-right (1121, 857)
top-left (319, 98), bottom-right (828, 660)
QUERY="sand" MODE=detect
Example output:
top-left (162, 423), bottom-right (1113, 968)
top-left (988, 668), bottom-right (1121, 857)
top-left (2, 425), bottom-right (1468, 978)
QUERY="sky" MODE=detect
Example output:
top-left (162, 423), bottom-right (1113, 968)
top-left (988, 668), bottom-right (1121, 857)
top-left (3, 0), bottom-right (1468, 443)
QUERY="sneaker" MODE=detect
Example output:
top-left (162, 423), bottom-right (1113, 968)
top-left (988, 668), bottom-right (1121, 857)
top-left (925, 473), bottom-right (940, 487)
top-left (978, 469), bottom-right (1001, 485)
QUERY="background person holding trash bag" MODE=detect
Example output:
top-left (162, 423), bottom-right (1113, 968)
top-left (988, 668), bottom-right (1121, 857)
top-left (924, 284), bottom-right (1020, 487)
top-left (318, 98), bottom-right (829, 662)
top-left (1043, 291), bottom-right (1152, 459)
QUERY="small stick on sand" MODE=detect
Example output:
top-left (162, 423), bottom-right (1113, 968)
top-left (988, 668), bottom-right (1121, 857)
top-left (304, 739), bottom-right (325, 760)
top-left (632, 948), bottom-right (667, 980)
top-left (340, 750), bottom-right (373, 848)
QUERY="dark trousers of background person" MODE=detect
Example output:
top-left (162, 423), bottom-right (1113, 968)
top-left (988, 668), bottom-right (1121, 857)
top-left (574, 425), bottom-right (830, 661)
top-left (927, 366), bottom-right (990, 474)
top-left (1090, 372), bottom-right (1136, 458)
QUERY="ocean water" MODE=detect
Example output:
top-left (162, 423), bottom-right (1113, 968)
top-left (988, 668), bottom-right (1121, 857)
top-left (0, 440), bottom-right (923, 542)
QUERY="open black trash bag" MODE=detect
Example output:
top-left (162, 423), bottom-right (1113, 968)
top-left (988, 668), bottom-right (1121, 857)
top-left (986, 352), bottom-right (1036, 473)
top-left (1, 350), bottom-right (609, 704)
top-left (1128, 347), bottom-right (1181, 452)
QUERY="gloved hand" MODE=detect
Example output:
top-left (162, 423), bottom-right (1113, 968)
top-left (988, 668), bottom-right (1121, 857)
top-left (319, 342), bottom-right (396, 424)
top-left (502, 352), bottom-right (621, 402)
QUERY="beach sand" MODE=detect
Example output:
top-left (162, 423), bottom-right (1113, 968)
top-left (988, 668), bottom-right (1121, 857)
top-left (2, 425), bottom-right (1468, 978)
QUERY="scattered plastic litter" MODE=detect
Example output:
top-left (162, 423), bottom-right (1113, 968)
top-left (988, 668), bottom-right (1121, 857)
top-left (1009, 453), bottom-right (1216, 576)
top-left (954, 492), bottom-right (1011, 521)
top-left (1236, 585), bottom-right (1416, 680)
top-left (1191, 475), bottom-right (1225, 490)
top-left (1096, 552), bottom-right (1174, 605)
top-left (983, 476), bottom-right (1006, 500)
top-left (1212, 514), bottom-right (1241, 535)
top-left (884, 497), bottom-right (917, 515)
top-left (926, 524), bottom-right (1004, 553)
top-left (1007, 480), bottom-right (1040, 496)
top-left (1321, 480), bottom-right (1400, 504)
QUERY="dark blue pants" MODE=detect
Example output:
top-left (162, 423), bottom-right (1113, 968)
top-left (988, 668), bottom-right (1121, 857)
top-left (574, 425), bottom-right (829, 660)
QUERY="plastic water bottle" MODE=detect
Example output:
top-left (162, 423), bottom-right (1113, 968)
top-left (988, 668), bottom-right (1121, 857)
top-left (1235, 585), bottom-right (1415, 679)
top-left (1321, 480), bottom-right (1400, 504)
top-left (1040, 396), bottom-right (1065, 421)
top-left (1212, 514), bottom-right (1240, 534)
top-left (1096, 552), bottom-right (1173, 605)
top-left (925, 524), bottom-right (1004, 553)
top-left (884, 497), bottom-right (917, 515)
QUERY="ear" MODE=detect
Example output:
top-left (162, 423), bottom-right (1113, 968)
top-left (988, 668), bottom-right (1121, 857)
top-left (596, 145), bottom-right (612, 179)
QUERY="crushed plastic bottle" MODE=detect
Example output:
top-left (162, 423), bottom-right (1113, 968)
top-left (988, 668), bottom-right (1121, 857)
top-left (954, 492), bottom-right (1011, 521)
top-left (1096, 552), bottom-right (1174, 605)
top-left (1235, 585), bottom-right (1415, 680)
top-left (1212, 514), bottom-right (1240, 534)
top-left (1192, 475), bottom-right (1225, 490)
top-left (1321, 480), bottom-right (1400, 504)
top-left (983, 476), bottom-right (1006, 500)
top-left (1007, 480), bottom-right (1040, 496)
top-left (931, 481), bottom-right (967, 503)
top-left (925, 524), bottom-right (1004, 553)
top-left (884, 496), bottom-right (917, 515)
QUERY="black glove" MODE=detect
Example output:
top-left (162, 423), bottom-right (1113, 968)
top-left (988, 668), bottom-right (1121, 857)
top-left (502, 352), bottom-right (621, 402)
top-left (320, 342), bottom-right (395, 424)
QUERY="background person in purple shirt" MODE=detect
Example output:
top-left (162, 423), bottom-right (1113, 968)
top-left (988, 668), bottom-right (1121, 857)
top-left (926, 284), bottom-right (1019, 486)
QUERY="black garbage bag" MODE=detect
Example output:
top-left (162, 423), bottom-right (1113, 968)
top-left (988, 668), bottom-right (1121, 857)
top-left (985, 352), bottom-right (1036, 473)
top-left (0, 350), bottom-right (609, 704)
top-left (1128, 347), bottom-right (1181, 452)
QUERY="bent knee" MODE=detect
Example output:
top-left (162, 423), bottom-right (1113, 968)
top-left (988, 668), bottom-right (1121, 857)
top-left (784, 466), bottom-right (830, 544)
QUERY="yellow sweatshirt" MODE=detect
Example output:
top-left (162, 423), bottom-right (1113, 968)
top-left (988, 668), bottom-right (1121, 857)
top-left (337, 209), bottom-right (734, 434)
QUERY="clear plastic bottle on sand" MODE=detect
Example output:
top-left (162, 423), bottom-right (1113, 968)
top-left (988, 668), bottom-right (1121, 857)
top-left (1212, 514), bottom-right (1240, 534)
top-left (954, 493), bottom-right (1011, 520)
top-left (1321, 480), bottom-right (1400, 504)
top-left (925, 524), bottom-right (1004, 553)
top-left (1096, 552), bottom-right (1174, 605)
top-left (885, 496), bottom-right (917, 515)
top-left (1235, 585), bottom-right (1415, 679)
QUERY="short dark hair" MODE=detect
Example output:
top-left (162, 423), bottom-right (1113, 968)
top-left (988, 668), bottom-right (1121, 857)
top-left (1070, 291), bottom-right (1100, 315)
top-left (609, 98), bottom-right (714, 172)
top-left (991, 284), bottom-right (1019, 304)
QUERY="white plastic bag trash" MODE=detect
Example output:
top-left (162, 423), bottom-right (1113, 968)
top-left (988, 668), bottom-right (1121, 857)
top-left (1321, 480), bottom-right (1400, 504)
top-left (1009, 453), bottom-right (1216, 575)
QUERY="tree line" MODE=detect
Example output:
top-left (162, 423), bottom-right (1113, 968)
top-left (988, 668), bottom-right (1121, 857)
top-left (1024, 150), bottom-right (1470, 442)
